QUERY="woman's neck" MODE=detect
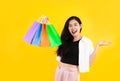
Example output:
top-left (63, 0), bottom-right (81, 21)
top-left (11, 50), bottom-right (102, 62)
top-left (73, 35), bottom-right (82, 42)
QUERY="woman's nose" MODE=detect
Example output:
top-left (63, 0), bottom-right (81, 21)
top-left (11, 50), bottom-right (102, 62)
top-left (71, 26), bottom-right (75, 30)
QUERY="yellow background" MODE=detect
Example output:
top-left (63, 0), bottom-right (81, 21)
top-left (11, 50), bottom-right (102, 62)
top-left (0, 0), bottom-right (120, 81)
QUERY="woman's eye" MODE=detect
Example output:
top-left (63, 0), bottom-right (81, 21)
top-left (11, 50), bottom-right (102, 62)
top-left (69, 24), bottom-right (72, 27)
top-left (74, 23), bottom-right (78, 26)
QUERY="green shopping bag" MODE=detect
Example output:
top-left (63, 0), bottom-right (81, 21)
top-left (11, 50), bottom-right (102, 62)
top-left (46, 24), bottom-right (62, 47)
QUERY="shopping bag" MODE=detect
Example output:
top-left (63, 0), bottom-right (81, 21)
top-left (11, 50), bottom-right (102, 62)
top-left (46, 24), bottom-right (62, 47)
top-left (31, 23), bottom-right (42, 46)
top-left (24, 21), bottom-right (40, 44)
top-left (40, 24), bottom-right (50, 47)
top-left (23, 16), bottom-right (62, 47)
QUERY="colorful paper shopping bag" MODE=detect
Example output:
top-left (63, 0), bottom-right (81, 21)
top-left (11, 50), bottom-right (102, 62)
top-left (31, 23), bottom-right (42, 46)
top-left (46, 24), bottom-right (62, 47)
top-left (40, 24), bottom-right (50, 47)
top-left (24, 21), bottom-right (40, 44)
top-left (23, 16), bottom-right (62, 47)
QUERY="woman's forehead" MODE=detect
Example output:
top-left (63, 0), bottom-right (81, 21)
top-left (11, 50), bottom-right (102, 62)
top-left (69, 19), bottom-right (79, 24)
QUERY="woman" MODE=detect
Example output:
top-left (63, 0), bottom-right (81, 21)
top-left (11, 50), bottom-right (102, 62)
top-left (55, 16), bottom-right (111, 81)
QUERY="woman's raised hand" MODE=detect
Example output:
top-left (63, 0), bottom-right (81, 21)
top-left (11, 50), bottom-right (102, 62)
top-left (41, 16), bottom-right (49, 24)
top-left (97, 41), bottom-right (112, 46)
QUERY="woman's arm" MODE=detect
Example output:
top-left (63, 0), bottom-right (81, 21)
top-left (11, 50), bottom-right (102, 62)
top-left (89, 41), bottom-right (112, 66)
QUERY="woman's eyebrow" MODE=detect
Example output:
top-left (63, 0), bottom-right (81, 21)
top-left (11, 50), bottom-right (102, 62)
top-left (69, 24), bottom-right (72, 26)
top-left (74, 22), bottom-right (78, 25)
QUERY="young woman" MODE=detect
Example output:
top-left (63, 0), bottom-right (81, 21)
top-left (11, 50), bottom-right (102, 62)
top-left (55, 16), bottom-right (111, 81)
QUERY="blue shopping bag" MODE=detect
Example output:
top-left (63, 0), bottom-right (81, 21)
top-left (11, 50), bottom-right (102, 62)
top-left (31, 23), bottom-right (42, 46)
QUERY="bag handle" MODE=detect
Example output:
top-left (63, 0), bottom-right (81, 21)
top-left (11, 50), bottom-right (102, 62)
top-left (37, 15), bottom-right (50, 24)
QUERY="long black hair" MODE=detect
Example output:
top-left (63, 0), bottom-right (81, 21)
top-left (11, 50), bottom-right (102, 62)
top-left (57, 16), bottom-right (82, 57)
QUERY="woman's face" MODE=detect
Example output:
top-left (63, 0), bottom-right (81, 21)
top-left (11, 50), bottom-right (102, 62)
top-left (68, 19), bottom-right (82, 37)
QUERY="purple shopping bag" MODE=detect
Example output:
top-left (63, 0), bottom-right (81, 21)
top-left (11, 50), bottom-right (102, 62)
top-left (24, 21), bottom-right (40, 44)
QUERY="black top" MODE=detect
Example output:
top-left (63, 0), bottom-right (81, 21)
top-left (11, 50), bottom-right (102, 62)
top-left (61, 39), bottom-right (80, 66)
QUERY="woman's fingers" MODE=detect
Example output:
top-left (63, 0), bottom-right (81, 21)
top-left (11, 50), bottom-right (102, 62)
top-left (41, 16), bottom-right (49, 24)
top-left (98, 41), bottom-right (112, 46)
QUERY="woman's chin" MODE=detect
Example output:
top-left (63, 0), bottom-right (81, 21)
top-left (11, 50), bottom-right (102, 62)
top-left (72, 34), bottom-right (78, 37)
top-left (72, 33), bottom-right (80, 37)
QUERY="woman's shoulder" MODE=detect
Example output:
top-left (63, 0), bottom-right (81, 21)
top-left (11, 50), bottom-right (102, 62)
top-left (81, 36), bottom-right (92, 43)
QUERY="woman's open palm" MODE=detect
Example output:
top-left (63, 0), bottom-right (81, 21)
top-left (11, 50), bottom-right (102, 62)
top-left (97, 41), bottom-right (112, 46)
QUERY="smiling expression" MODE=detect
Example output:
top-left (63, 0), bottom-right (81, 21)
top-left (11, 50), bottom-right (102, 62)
top-left (68, 19), bottom-right (82, 37)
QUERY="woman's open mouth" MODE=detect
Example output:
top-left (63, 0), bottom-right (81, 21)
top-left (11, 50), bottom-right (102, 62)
top-left (72, 30), bottom-right (77, 34)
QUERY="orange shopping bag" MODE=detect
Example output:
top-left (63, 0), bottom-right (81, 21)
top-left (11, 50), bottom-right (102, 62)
top-left (40, 24), bottom-right (50, 47)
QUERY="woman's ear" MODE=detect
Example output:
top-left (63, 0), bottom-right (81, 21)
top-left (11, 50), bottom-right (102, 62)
top-left (80, 24), bottom-right (82, 33)
top-left (80, 24), bottom-right (82, 28)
